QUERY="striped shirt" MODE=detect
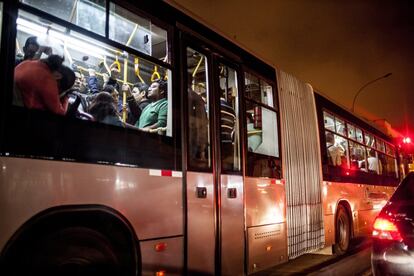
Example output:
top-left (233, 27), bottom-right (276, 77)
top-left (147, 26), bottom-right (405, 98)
top-left (220, 98), bottom-right (236, 143)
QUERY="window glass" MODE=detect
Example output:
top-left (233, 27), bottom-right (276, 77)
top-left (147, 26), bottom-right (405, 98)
top-left (14, 10), bottom-right (172, 136)
top-left (387, 156), bottom-right (397, 178)
top-left (186, 47), bottom-right (210, 170)
top-left (386, 143), bottom-right (395, 156)
top-left (349, 141), bottom-right (367, 171)
top-left (325, 131), bottom-right (348, 168)
top-left (261, 80), bottom-right (274, 108)
top-left (323, 111), bottom-right (335, 132)
top-left (365, 132), bottom-right (375, 148)
top-left (376, 139), bottom-right (385, 153)
top-left (244, 72), bottom-right (259, 100)
top-left (21, 0), bottom-right (106, 36)
top-left (355, 127), bottom-right (363, 143)
top-left (347, 123), bottom-right (356, 140)
top-left (219, 64), bottom-right (240, 172)
top-left (246, 102), bottom-right (278, 157)
top-left (109, 3), bottom-right (168, 61)
top-left (335, 117), bottom-right (346, 136)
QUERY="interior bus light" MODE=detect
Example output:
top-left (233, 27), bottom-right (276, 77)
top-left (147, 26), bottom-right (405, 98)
top-left (17, 18), bottom-right (108, 59)
top-left (372, 217), bottom-right (402, 242)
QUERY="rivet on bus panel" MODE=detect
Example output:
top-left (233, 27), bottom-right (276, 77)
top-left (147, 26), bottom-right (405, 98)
top-left (266, 245), bottom-right (272, 252)
top-left (155, 242), bottom-right (167, 252)
top-left (156, 270), bottom-right (166, 276)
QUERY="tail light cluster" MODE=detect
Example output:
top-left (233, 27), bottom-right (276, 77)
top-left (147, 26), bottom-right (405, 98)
top-left (372, 216), bottom-right (403, 242)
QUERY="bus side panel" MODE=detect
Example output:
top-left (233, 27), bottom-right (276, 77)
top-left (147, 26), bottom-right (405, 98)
top-left (140, 237), bottom-right (183, 275)
top-left (0, 157), bottom-right (183, 250)
top-left (220, 174), bottom-right (244, 276)
top-left (245, 177), bottom-right (287, 273)
top-left (322, 181), bottom-right (393, 242)
top-left (186, 171), bottom-right (215, 275)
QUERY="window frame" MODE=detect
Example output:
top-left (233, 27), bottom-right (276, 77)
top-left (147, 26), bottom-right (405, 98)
top-left (321, 106), bottom-right (399, 185)
top-left (243, 67), bottom-right (282, 178)
top-left (2, 1), bottom-right (180, 170)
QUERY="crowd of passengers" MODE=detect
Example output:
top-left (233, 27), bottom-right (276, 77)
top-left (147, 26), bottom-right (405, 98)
top-left (326, 132), bottom-right (384, 174)
top-left (13, 36), bottom-right (168, 134)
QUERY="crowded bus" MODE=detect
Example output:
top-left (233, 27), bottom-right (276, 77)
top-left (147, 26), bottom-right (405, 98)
top-left (0, 1), bottom-right (401, 275)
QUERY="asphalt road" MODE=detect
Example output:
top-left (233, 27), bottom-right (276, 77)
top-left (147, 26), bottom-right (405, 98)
top-left (253, 238), bottom-right (373, 275)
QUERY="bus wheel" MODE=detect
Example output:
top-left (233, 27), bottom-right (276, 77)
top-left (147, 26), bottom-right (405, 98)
top-left (10, 226), bottom-right (123, 276)
top-left (333, 205), bottom-right (350, 255)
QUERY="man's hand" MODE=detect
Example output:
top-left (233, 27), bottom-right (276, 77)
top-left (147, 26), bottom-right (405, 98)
top-left (88, 68), bottom-right (96, 77)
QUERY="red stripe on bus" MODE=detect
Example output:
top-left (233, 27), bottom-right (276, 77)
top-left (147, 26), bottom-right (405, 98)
top-left (161, 170), bottom-right (172, 177)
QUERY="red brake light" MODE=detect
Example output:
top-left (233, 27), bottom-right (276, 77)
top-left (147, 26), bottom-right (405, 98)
top-left (372, 217), bottom-right (402, 241)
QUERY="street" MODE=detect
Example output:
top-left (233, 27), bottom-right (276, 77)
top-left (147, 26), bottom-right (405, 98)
top-left (253, 238), bottom-right (373, 275)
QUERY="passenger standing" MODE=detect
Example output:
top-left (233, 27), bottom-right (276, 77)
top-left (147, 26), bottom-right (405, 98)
top-left (14, 55), bottom-right (75, 115)
top-left (136, 80), bottom-right (168, 132)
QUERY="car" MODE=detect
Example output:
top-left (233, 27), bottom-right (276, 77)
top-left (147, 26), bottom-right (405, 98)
top-left (371, 172), bottom-right (414, 276)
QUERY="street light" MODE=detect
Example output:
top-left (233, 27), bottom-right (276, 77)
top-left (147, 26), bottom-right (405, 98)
top-left (351, 73), bottom-right (392, 113)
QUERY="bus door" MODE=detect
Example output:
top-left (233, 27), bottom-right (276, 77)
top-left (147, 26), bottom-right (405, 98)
top-left (183, 38), bottom-right (244, 275)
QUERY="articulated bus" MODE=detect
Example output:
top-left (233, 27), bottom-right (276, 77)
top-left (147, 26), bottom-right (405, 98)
top-left (0, 1), bottom-right (400, 275)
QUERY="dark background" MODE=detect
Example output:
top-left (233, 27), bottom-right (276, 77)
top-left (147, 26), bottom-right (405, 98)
top-left (167, 0), bottom-right (414, 136)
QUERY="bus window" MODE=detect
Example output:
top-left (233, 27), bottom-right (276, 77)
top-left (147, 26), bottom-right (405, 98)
top-left (21, 0), bottom-right (106, 36)
top-left (244, 72), bottom-right (274, 108)
top-left (186, 47), bottom-right (210, 170)
top-left (365, 132), bottom-right (375, 148)
top-left (323, 111), bottom-right (335, 132)
top-left (109, 3), bottom-right (168, 61)
top-left (379, 152), bottom-right (398, 178)
top-left (335, 117), bottom-right (346, 136)
top-left (246, 102), bottom-right (278, 157)
top-left (219, 64), bottom-right (240, 173)
top-left (376, 139), bottom-right (386, 153)
top-left (349, 141), bottom-right (367, 171)
top-left (355, 127), bottom-right (363, 143)
top-left (244, 72), bottom-right (280, 178)
top-left (347, 123), bottom-right (356, 140)
top-left (386, 143), bottom-right (395, 156)
top-left (14, 9), bottom-right (172, 136)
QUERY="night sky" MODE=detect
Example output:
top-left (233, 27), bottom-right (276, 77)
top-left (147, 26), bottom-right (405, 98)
top-left (167, 0), bottom-right (414, 136)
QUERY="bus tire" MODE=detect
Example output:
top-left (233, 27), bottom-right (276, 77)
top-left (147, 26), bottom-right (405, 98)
top-left (5, 226), bottom-right (128, 276)
top-left (333, 205), bottom-right (351, 255)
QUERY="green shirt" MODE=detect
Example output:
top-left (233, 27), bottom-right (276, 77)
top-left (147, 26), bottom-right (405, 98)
top-left (136, 98), bottom-right (168, 129)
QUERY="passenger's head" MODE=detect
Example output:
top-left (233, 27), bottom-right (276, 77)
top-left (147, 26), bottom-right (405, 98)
top-left (369, 150), bottom-right (376, 158)
top-left (42, 54), bottom-right (64, 72)
top-left (147, 79), bottom-right (167, 101)
top-left (102, 85), bottom-right (119, 105)
top-left (73, 71), bottom-right (86, 92)
top-left (88, 92), bottom-right (118, 122)
top-left (132, 82), bottom-right (149, 94)
top-left (326, 132), bottom-right (334, 144)
top-left (23, 36), bottom-right (40, 59)
top-left (56, 65), bottom-right (76, 95)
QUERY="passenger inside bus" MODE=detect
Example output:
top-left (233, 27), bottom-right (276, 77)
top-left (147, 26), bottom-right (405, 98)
top-left (88, 92), bottom-right (124, 127)
top-left (14, 54), bottom-right (75, 115)
top-left (367, 149), bottom-right (382, 174)
top-left (220, 87), bottom-right (236, 167)
top-left (326, 132), bottom-right (345, 166)
top-left (14, 10), bottom-right (173, 137)
top-left (135, 79), bottom-right (168, 133)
